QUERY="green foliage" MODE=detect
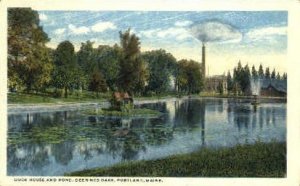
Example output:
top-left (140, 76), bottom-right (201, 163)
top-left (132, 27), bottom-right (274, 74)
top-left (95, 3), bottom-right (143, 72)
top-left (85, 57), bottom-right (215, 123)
top-left (265, 67), bottom-right (271, 79)
top-left (271, 68), bottom-right (276, 79)
top-left (8, 8), bottom-right (53, 92)
top-left (67, 141), bottom-right (286, 177)
top-left (258, 64), bottom-right (264, 78)
top-left (88, 70), bottom-right (107, 96)
top-left (118, 29), bottom-right (148, 95)
top-left (142, 49), bottom-right (177, 94)
top-left (52, 40), bottom-right (79, 98)
top-left (226, 71), bottom-right (234, 92)
top-left (176, 59), bottom-right (203, 94)
top-left (251, 65), bottom-right (258, 79)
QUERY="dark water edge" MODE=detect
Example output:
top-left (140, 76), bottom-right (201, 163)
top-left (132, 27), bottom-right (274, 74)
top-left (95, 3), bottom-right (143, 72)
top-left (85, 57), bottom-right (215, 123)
top-left (7, 98), bottom-right (286, 176)
top-left (67, 141), bottom-right (286, 177)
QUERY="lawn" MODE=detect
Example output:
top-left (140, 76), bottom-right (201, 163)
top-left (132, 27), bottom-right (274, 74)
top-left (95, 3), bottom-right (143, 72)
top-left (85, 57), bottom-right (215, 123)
top-left (66, 141), bottom-right (286, 177)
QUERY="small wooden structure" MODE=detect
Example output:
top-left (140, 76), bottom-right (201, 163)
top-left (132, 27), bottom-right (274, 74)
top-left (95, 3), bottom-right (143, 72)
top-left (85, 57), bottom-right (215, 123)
top-left (110, 92), bottom-right (133, 111)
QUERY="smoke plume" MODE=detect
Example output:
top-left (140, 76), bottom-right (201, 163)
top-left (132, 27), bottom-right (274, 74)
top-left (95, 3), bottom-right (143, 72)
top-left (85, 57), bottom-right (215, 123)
top-left (190, 20), bottom-right (242, 43)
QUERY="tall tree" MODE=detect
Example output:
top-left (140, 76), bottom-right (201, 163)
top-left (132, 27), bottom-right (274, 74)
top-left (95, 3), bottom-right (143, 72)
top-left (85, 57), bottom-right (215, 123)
top-left (271, 68), bottom-right (276, 79)
top-left (258, 64), bottom-right (264, 78)
top-left (227, 71), bottom-right (233, 92)
top-left (265, 67), bottom-right (271, 79)
top-left (251, 65), bottom-right (258, 79)
top-left (117, 29), bottom-right (148, 95)
top-left (8, 8), bottom-right (53, 92)
top-left (95, 44), bottom-right (121, 91)
top-left (142, 49), bottom-right (177, 94)
top-left (276, 72), bottom-right (281, 80)
top-left (52, 40), bottom-right (78, 98)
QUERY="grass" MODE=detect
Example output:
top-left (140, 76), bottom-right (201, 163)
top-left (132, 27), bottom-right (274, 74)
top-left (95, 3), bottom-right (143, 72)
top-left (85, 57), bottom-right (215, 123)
top-left (66, 141), bottom-right (286, 177)
top-left (84, 108), bottom-right (162, 117)
top-left (8, 91), bottom-right (110, 104)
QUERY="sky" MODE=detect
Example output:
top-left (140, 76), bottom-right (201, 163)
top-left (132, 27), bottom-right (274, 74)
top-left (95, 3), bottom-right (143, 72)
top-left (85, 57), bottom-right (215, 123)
top-left (38, 11), bottom-right (287, 75)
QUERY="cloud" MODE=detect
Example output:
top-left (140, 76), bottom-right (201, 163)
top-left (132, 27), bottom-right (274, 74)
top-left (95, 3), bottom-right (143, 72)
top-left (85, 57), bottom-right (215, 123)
top-left (54, 28), bottom-right (66, 35)
top-left (68, 24), bottom-right (90, 35)
top-left (140, 27), bottom-right (191, 41)
top-left (190, 20), bottom-right (242, 43)
top-left (174, 20), bottom-right (192, 27)
top-left (246, 26), bottom-right (287, 41)
top-left (39, 13), bottom-right (48, 21)
top-left (91, 22), bottom-right (116, 32)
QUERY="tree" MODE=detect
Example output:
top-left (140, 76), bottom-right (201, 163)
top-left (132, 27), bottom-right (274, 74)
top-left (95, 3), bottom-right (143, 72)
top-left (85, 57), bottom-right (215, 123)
top-left (251, 65), bottom-right (258, 79)
top-left (8, 8), bottom-right (53, 92)
top-left (258, 64), bottom-right (264, 78)
top-left (176, 59), bottom-right (203, 94)
top-left (52, 40), bottom-right (78, 98)
top-left (271, 68), bottom-right (276, 79)
top-left (142, 49), bottom-right (177, 94)
top-left (227, 71), bottom-right (233, 92)
top-left (88, 69), bottom-right (107, 97)
top-left (265, 67), bottom-right (271, 79)
top-left (95, 44), bottom-right (121, 91)
top-left (117, 29), bottom-right (148, 95)
top-left (276, 72), bottom-right (281, 80)
top-left (282, 73), bottom-right (287, 80)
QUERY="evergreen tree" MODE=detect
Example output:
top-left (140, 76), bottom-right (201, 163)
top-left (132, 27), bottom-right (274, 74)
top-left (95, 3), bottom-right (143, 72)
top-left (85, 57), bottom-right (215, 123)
top-left (276, 72), bottom-right (281, 80)
top-left (227, 71), bottom-right (233, 92)
top-left (265, 67), bottom-right (271, 79)
top-left (258, 64), bottom-right (264, 78)
top-left (251, 65), bottom-right (258, 79)
top-left (271, 68), bottom-right (276, 79)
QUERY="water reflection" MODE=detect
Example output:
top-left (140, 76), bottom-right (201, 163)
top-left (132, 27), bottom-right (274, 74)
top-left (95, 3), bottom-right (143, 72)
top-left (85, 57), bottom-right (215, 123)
top-left (7, 98), bottom-right (286, 176)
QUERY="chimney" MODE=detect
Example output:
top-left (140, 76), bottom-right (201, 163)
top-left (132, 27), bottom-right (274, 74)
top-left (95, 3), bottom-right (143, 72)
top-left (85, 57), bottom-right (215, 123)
top-left (202, 43), bottom-right (206, 79)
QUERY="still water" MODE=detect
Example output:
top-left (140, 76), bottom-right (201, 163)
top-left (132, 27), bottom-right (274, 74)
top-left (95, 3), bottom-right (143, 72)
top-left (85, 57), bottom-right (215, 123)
top-left (7, 98), bottom-right (286, 176)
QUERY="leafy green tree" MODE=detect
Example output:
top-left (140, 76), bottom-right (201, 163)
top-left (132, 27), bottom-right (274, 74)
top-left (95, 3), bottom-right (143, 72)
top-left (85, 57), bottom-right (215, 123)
top-left (265, 67), bottom-right (271, 79)
top-left (176, 59), bottom-right (203, 94)
top-left (52, 40), bottom-right (78, 98)
top-left (142, 49), bottom-right (177, 94)
top-left (8, 8), bottom-right (53, 92)
top-left (258, 64), bottom-right (264, 78)
top-left (88, 69), bottom-right (107, 97)
top-left (95, 44), bottom-right (121, 91)
top-left (117, 29), bottom-right (148, 95)
top-left (282, 73), bottom-right (287, 80)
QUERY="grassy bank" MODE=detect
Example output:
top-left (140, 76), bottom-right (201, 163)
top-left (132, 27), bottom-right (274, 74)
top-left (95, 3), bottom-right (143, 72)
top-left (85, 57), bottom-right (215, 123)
top-left (8, 92), bottom-right (110, 104)
top-left (66, 141), bottom-right (286, 177)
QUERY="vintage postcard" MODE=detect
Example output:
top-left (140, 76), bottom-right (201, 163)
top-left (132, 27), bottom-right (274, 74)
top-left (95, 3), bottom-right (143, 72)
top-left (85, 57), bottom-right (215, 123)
top-left (1, 0), bottom-right (300, 186)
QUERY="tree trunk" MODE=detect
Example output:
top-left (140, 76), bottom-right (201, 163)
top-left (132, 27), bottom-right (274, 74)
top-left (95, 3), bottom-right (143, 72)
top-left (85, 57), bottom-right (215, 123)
top-left (64, 86), bottom-right (68, 98)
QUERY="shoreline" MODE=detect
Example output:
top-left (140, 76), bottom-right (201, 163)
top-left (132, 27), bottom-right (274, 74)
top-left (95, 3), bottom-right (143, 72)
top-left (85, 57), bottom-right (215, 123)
top-left (8, 95), bottom-right (286, 114)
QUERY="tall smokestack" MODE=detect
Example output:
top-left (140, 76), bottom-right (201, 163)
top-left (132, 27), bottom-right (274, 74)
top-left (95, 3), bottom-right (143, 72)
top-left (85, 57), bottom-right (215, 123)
top-left (202, 43), bottom-right (206, 79)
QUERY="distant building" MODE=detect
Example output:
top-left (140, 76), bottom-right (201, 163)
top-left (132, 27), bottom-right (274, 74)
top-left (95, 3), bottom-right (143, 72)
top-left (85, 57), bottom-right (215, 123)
top-left (260, 79), bottom-right (287, 97)
top-left (205, 75), bottom-right (228, 94)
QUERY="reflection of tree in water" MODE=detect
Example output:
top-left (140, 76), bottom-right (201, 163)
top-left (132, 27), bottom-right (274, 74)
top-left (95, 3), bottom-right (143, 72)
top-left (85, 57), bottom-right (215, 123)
top-left (51, 141), bottom-right (74, 165)
top-left (7, 143), bottom-right (50, 174)
top-left (174, 99), bottom-right (205, 130)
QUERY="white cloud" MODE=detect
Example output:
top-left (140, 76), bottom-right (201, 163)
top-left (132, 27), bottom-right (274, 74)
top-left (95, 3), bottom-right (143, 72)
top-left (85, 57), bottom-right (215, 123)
top-left (39, 13), bottom-right (48, 21)
top-left (140, 27), bottom-right (191, 41)
top-left (174, 20), bottom-right (192, 27)
top-left (91, 22), bottom-right (116, 32)
top-left (246, 26), bottom-right (287, 41)
top-left (54, 28), bottom-right (66, 35)
top-left (68, 24), bottom-right (90, 35)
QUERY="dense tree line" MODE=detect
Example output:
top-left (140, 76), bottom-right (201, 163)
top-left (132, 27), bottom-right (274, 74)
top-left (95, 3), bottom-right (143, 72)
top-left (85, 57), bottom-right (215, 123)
top-left (227, 61), bottom-right (287, 95)
top-left (8, 8), bottom-right (204, 98)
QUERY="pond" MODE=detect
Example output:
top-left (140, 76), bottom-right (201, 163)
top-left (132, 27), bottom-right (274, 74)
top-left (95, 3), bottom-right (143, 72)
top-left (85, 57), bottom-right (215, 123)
top-left (7, 98), bottom-right (286, 176)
